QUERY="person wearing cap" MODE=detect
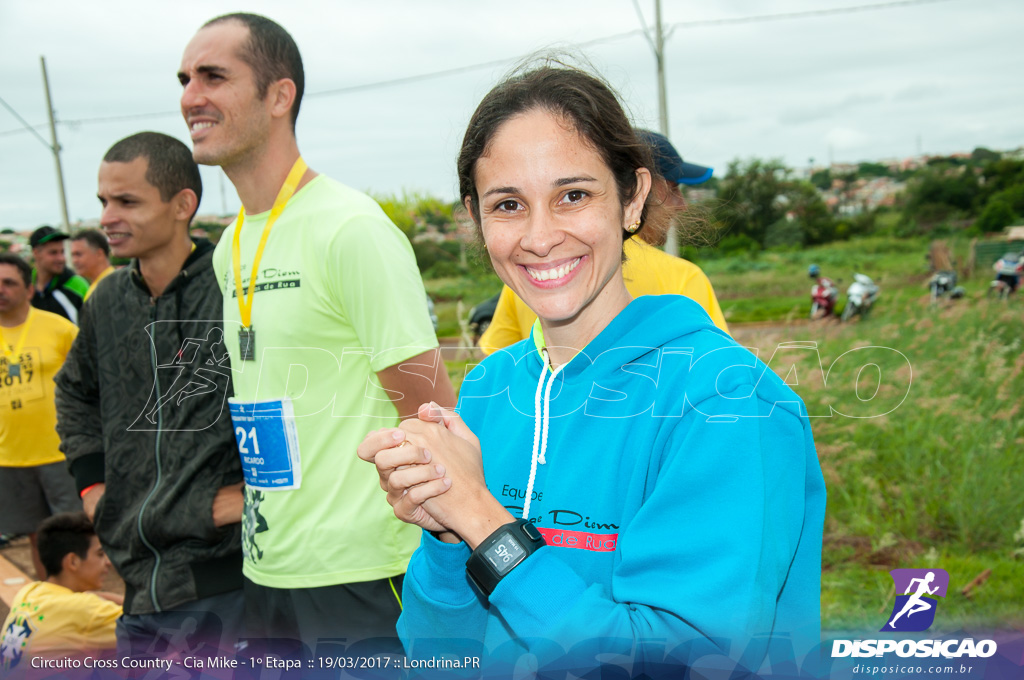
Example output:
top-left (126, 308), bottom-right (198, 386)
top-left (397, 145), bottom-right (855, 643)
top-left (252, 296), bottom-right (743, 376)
top-left (478, 129), bottom-right (728, 354)
top-left (29, 226), bottom-right (89, 325)
top-left (69, 230), bottom-right (115, 301)
top-left (636, 128), bottom-right (714, 245)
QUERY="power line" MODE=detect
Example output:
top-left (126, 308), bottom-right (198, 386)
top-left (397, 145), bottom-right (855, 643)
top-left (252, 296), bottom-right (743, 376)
top-left (0, 0), bottom-right (960, 138)
top-left (668, 0), bottom-right (957, 30)
top-left (0, 94), bottom-right (54, 149)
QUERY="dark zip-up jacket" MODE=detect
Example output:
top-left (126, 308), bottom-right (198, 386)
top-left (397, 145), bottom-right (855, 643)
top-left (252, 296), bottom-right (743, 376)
top-left (55, 239), bottom-right (243, 615)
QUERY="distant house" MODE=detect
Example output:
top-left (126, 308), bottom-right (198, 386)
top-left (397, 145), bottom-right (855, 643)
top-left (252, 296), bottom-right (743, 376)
top-left (412, 225), bottom-right (448, 244)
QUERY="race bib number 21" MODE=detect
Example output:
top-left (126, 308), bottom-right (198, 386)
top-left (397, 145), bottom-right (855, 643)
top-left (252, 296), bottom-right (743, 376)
top-left (228, 397), bottom-right (301, 491)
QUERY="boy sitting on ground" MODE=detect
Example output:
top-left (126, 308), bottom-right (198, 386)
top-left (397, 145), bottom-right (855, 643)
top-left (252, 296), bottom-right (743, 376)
top-left (1, 512), bottom-right (122, 669)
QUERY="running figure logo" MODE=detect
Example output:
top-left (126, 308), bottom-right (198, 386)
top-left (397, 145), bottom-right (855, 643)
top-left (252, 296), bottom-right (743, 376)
top-left (882, 568), bottom-right (949, 632)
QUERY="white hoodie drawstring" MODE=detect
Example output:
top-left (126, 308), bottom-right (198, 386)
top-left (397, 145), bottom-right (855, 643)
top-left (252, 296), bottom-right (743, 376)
top-left (522, 348), bottom-right (565, 519)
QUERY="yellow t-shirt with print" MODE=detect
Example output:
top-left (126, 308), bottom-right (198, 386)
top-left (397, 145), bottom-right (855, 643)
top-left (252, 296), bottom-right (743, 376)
top-left (0, 309), bottom-right (78, 467)
top-left (1, 581), bottom-right (120, 666)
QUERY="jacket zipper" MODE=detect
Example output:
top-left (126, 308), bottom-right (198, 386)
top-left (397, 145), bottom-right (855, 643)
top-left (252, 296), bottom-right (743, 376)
top-left (137, 296), bottom-right (165, 612)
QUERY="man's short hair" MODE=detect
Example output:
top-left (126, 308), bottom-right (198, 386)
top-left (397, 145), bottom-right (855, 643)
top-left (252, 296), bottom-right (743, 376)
top-left (71, 229), bottom-right (111, 258)
top-left (0, 253), bottom-right (33, 287)
top-left (103, 132), bottom-right (203, 219)
top-left (203, 13), bottom-right (304, 130)
top-left (37, 512), bottom-right (95, 577)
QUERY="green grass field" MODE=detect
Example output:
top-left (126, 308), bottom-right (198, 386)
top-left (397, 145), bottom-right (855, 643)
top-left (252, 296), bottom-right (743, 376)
top-left (430, 236), bottom-right (1024, 631)
top-left (786, 293), bottom-right (1024, 631)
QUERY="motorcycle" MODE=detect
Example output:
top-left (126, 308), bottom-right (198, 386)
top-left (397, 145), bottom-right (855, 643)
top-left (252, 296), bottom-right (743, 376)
top-left (809, 277), bottom-right (839, 319)
top-left (841, 274), bottom-right (880, 322)
top-left (469, 292), bottom-right (501, 346)
top-left (988, 252), bottom-right (1023, 300)
top-left (928, 270), bottom-right (964, 303)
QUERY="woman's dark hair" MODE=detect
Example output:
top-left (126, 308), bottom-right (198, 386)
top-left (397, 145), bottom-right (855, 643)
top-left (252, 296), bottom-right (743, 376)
top-left (457, 63), bottom-right (664, 241)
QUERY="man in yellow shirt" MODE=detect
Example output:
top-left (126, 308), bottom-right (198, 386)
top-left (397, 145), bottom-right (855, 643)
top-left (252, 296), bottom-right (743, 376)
top-left (69, 230), bottom-right (114, 301)
top-left (0, 254), bottom-right (80, 579)
top-left (479, 130), bottom-right (728, 353)
top-left (1, 512), bottom-right (122, 671)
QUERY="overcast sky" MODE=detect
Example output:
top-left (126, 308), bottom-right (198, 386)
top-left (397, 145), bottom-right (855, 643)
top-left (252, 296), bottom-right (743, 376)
top-left (1, 0), bottom-right (1021, 230)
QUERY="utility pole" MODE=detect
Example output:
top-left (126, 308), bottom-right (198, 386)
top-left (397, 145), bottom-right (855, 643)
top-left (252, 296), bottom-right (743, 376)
top-left (40, 56), bottom-right (70, 231)
top-left (654, 0), bottom-right (669, 139)
top-left (219, 170), bottom-right (228, 215)
top-left (652, 0), bottom-right (681, 255)
top-left (635, 0), bottom-right (678, 254)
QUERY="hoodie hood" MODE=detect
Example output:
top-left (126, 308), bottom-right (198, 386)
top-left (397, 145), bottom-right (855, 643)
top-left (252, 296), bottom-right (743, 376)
top-left (525, 294), bottom-right (727, 383)
top-left (128, 237), bottom-right (215, 297)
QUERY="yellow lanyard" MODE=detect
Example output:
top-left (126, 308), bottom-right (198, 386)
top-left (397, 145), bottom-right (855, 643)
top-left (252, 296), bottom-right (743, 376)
top-left (232, 157), bottom-right (308, 329)
top-left (0, 308), bottom-right (35, 364)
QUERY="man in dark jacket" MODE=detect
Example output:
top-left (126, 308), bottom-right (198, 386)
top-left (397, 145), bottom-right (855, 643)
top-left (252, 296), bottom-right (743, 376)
top-left (29, 226), bottom-right (89, 324)
top-left (55, 132), bottom-right (244, 658)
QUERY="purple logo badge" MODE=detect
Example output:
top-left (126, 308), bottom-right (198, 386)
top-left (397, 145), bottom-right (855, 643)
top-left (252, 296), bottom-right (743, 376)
top-left (882, 568), bottom-right (949, 632)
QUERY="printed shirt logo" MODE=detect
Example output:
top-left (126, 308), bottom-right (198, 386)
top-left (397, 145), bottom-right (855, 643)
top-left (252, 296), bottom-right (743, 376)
top-left (882, 568), bottom-right (949, 632)
top-left (228, 267), bottom-right (301, 298)
top-left (1, 606), bottom-right (39, 670)
top-left (243, 487), bottom-right (270, 565)
top-left (500, 489), bottom-right (621, 553)
top-left (1, 348), bottom-right (44, 407)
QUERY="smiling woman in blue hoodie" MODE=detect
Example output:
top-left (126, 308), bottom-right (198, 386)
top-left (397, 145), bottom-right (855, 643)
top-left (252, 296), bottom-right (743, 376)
top-left (358, 65), bottom-right (826, 676)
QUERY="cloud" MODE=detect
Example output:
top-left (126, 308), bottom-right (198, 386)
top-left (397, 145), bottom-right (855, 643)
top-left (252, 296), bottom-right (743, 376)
top-left (778, 92), bottom-right (884, 125)
top-left (825, 127), bottom-right (871, 151)
top-left (694, 111), bottom-right (746, 127)
top-left (893, 83), bottom-right (944, 102)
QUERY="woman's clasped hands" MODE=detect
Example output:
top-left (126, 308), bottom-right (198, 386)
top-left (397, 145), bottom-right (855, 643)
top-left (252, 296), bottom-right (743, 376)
top-left (357, 402), bottom-right (514, 548)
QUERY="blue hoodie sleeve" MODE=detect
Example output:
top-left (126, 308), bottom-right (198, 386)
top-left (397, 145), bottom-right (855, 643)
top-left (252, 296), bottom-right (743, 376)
top-left (483, 385), bottom-right (822, 668)
top-left (397, 531), bottom-right (487, 656)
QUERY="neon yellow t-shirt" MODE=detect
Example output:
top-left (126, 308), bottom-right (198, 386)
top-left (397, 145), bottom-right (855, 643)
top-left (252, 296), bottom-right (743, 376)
top-left (213, 175), bottom-right (437, 588)
top-left (0, 309), bottom-right (78, 467)
top-left (1, 581), bottom-right (120, 665)
top-left (480, 238), bottom-right (730, 353)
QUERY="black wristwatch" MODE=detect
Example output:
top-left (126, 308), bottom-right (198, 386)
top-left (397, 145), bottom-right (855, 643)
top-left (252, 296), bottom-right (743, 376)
top-left (466, 519), bottom-right (546, 597)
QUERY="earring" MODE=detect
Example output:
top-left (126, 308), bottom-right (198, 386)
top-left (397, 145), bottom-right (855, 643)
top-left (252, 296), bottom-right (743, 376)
top-left (625, 220), bottom-right (641, 233)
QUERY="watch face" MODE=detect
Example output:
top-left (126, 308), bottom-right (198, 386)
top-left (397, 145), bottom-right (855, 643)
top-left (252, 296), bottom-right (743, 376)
top-left (486, 534), bottom-right (526, 576)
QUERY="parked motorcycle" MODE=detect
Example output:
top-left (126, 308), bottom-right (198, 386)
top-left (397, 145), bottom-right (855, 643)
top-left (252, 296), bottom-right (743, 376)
top-left (988, 252), bottom-right (1023, 300)
top-left (810, 279), bottom-right (839, 319)
top-left (808, 264), bottom-right (838, 319)
top-left (469, 292), bottom-right (501, 345)
top-left (841, 274), bottom-right (880, 322)
top-left (928, 270), bottom-right (965, 303)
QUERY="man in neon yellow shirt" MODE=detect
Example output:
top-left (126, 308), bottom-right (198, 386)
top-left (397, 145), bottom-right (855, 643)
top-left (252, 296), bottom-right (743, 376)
top-left (1, 512), bottom-right (122, 671)
top-left (69, 230), bottom-right (114, 301)
top-left (480, 130), bottom-right (728, 353)
top-left (179, 12), bottom-right (456, 648)
top-left (0, 254), bottom-right (80, 580)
